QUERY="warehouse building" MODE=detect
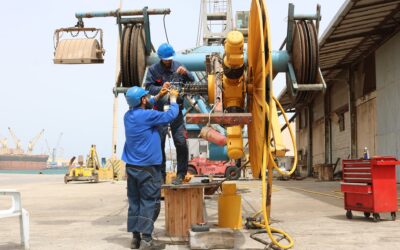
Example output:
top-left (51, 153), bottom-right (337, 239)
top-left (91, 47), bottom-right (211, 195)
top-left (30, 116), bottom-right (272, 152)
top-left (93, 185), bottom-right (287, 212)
top-left (279, 0), bottom-right (400, 181)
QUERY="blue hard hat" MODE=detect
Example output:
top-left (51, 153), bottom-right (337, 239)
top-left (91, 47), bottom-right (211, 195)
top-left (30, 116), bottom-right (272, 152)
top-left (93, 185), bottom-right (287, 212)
top-left (157, 43), bottom-right (175, 60)
top-left (125, 86), bottom-right (149, 108)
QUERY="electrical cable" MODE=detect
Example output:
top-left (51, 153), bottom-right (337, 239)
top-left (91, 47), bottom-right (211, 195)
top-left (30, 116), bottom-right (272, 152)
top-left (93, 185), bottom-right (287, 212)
top-left (163, 14), bottom-right (169, 44)
top-left (196, 0), bottom-right (203, 46)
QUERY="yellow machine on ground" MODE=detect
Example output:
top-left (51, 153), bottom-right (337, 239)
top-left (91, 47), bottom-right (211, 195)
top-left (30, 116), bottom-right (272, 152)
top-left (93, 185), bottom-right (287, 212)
top-left (64, 145), bottom-right (107, 183)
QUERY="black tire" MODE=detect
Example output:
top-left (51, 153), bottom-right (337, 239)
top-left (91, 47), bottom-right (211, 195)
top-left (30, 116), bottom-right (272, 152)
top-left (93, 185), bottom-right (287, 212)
top-left (225, 166), bottom-right (240, 180)
top-left (94, 174), bottom-right (99, 183)
top-left (187, 165), bottom-right (197, 175)
top-left (391, 212), bottom-right (396, 221)
top-left (346, 210), bottom-right (353, 219)
top-left (373, 213), bottom-right (380, 222)
top-left (191, 223), bottom-right (210, 232)
top-left (364, 212), bottom-right (371, 218)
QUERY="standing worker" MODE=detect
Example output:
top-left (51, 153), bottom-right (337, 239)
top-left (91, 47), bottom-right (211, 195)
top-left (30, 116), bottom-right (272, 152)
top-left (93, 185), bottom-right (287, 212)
top-left (145, 43), bottom-right (195, 185)
top-left (122, 86), bottom-right (179, 249)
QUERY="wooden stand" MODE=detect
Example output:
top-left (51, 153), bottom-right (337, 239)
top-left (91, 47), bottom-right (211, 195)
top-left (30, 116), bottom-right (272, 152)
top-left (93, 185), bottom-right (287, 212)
top-left (162, 182), bottom-right (221, 239)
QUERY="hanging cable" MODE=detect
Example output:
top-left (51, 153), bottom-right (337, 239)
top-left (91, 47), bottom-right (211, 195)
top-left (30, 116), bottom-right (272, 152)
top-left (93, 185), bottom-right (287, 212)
top-left (196, 0), bottom-right (203, 46)
top-left (163, 14), bottom-right (169, 44)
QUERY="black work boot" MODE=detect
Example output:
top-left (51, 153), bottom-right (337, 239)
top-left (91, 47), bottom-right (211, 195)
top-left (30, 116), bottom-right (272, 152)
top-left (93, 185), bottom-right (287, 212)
top-left (130, 232), bottom-right (141, 249)
top-left (172, 175), bottom-right (183, 185)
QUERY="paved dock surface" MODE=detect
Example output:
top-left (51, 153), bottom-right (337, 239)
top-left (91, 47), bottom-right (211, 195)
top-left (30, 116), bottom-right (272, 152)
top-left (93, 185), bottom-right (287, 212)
top-left (1, 174), bottom-right (399, 249)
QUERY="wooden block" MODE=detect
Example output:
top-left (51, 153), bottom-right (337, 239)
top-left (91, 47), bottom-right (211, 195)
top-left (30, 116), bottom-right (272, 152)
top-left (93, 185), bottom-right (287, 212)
top-left (189, 229), bottom-right (235, 249)
top-left (164, 187), bottom-right (204, 238)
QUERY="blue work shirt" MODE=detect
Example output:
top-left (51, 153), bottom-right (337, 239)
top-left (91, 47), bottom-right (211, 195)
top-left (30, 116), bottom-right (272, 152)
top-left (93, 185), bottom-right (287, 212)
top-left (145, 60), bottom-right (195, 111)
top-left (122, 102), bottom-right (179, 166)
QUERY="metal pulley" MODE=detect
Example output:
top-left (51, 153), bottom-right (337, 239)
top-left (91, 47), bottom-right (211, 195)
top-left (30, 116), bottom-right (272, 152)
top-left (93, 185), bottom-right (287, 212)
top-left (120, 24), bottom-right (147, 87)
top-left (53, 27), bottom-right (105, 64)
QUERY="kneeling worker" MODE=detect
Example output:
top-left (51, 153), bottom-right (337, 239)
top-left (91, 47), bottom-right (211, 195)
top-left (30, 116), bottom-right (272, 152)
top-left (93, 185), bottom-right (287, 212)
top-left (122, 86), bottom-right (179, 249)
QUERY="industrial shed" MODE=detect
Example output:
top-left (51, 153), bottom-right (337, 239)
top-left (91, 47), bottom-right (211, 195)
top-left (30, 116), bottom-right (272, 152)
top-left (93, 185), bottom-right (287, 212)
top-left (279, 0), bottom-right (400, 181)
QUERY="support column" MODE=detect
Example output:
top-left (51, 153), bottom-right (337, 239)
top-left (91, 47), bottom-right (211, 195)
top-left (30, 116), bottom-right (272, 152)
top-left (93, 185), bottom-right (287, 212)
top-left (307, 105), bottom-right (313, 176)
top-left (349, 66), bottom-right (357, 158)
top-left (324, 86), bottom-right (332, 164)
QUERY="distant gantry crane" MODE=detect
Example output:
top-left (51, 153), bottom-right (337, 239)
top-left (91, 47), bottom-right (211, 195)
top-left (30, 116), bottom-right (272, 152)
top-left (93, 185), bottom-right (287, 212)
top-left (27, 129), bottom-right (45, 154)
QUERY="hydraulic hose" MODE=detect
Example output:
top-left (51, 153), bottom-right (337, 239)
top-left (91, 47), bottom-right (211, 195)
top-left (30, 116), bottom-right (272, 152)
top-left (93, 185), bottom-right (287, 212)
top-left (268, 96), bottom-right (298, 176)
top-left (251, 95), bottom-right (297, 249)
top-left (260, 143), bottom-right (294, 249)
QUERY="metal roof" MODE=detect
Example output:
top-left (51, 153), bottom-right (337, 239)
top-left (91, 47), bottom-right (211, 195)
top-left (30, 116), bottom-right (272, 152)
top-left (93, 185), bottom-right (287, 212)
top-left (279, 0), bottom-right (400, 110)
top-left (320, 0), bottom-right (400, 79)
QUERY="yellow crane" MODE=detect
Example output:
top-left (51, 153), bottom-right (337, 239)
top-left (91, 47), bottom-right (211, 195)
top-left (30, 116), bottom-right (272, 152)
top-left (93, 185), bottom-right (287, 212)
top-left (0, 133), bottom-right (9, 154)
top-left (27, 129), bottom-right (45, 154)
top-left (8, 127), bottom-right (23, 154)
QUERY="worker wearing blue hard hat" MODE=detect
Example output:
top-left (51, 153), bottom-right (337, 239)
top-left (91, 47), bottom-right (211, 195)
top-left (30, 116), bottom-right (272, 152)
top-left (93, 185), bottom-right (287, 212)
top-left (145, 43), bottom-right (195, 185)
top-left (122, 86), bottom-right (179, 249)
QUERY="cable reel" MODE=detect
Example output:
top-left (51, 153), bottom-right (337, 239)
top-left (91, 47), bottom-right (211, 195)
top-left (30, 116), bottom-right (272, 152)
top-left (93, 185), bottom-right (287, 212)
top-left (53, 26), bottom-right (105, 64)
top-left (120, 24), bottom-right (147, 87)
top-left (285, 3), bottom-right (326, 107)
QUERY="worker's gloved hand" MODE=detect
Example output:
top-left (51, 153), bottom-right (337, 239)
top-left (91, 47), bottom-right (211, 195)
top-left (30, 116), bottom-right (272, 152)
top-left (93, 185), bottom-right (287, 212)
top-left (159, 87), bottom-right (168, 97)
top-left (169, 89), bottom-right (179, 103)
top-left (163, 82), bottom-right (171, 88)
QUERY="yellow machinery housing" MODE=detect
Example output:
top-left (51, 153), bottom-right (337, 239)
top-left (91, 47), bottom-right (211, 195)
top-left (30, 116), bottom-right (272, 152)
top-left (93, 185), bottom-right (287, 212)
top-left (218, 182), bottom-right (242, 229)
top-left (64, 145), bottom-right (111, 183)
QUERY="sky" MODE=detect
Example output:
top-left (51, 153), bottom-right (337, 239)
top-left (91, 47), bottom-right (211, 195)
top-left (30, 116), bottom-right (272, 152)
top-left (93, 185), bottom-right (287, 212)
top-left (0, 0), bottom-right (345, 160)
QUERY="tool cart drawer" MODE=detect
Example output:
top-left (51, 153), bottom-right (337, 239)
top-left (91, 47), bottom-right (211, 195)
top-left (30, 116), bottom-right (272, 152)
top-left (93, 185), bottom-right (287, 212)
top-left (341, 183), bottom-right (372, 194)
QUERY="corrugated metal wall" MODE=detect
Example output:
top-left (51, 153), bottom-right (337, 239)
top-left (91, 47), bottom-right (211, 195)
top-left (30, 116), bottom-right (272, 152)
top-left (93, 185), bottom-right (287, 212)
top-left (376, 32), bottom-right (400, 182)
top-left (312, 93), bottom-right (325, 165)
top-left (330, 81), bottom-right (351, 171)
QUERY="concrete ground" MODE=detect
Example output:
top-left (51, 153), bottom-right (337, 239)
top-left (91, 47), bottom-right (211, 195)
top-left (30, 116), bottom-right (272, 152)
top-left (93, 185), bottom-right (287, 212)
top-left (0, 174), bottom-right (399, 250)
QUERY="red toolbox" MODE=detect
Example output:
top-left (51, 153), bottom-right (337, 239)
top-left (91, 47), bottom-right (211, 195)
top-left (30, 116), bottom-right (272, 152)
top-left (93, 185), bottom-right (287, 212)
top-left (341, 156), bottom-right (399, 222)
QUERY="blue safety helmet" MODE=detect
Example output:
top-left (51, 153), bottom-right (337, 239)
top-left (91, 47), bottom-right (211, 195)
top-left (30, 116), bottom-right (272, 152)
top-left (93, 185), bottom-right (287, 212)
top-left (157, 43), bottom-right (175, 60)
top-left (125, 86), bottom-right (149, 108)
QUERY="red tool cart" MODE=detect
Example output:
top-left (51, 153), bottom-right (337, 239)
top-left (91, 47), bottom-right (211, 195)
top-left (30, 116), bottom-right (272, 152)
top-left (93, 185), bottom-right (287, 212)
top-left (341, 156), bottom-right (399, 222)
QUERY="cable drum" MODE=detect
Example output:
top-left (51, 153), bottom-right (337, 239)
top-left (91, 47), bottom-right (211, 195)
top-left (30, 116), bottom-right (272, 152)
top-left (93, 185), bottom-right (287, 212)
top-left (120, 24), bottom-right (148, 87)
top-left (290, 20), bottom-right (319, 105)
top-left (121, 25), bottom-right (132, 87)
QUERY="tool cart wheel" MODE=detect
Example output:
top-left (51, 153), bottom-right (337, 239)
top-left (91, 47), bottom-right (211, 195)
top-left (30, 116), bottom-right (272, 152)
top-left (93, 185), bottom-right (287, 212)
top-left (391, 212), bottom-right (396, 221)
top-left (346, 210), bottom-right (353, 219)
top-left (373, 213), bottom-right (380, 222)
top-left (363, 212), bottom-right (371, 218)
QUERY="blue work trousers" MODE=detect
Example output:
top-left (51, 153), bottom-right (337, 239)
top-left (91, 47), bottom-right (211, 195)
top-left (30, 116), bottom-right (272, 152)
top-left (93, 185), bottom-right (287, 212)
top-left (158, 121), bottom-right (189, 181)
top-left (126, 165), bottom-right (161, 235)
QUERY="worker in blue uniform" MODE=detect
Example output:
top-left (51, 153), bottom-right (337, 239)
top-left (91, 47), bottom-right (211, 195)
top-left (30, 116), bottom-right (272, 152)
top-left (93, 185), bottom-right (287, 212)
top-left (122, 86), bottom-right (179, 249)
top-left (145, 43), bottom-right (195, 185)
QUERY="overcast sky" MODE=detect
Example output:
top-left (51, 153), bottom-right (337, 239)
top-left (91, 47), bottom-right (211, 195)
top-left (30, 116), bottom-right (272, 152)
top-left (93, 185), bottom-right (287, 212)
top-left (0, 0), bottom-right (345, 160)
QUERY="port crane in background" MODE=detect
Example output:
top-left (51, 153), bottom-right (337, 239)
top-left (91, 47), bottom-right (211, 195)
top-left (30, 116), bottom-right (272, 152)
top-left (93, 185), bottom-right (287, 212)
top-left (47, 132), bottom-right (63, 167)
top-left (0, 133), bottom-right (9, 154)
top-left (27, 129), bottom-right (45, 154)
top-left (8, 127), bottom-right (23, 154)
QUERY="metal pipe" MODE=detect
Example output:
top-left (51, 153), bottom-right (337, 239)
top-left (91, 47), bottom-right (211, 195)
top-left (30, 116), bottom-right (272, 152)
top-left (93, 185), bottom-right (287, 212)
top-left (271, 50), bottom-right (289, 75)
top-left (119, 17), bottom-right (144, 24)
top-left (146, 49), bottom-right (287, 74)
top-left (293, 14), bottom-right (321, 21)
top-left (296, 84), bottom-right (325, 91)
top-left (75, 8), bottom-right (171, 19)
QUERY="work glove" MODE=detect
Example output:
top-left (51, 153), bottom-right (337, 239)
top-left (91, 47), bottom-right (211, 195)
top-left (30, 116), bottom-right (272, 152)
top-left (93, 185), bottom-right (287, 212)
top-left (169, 89), bottom-right (179, 103)
top-left (159, 87), bottom-right (168, 97)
